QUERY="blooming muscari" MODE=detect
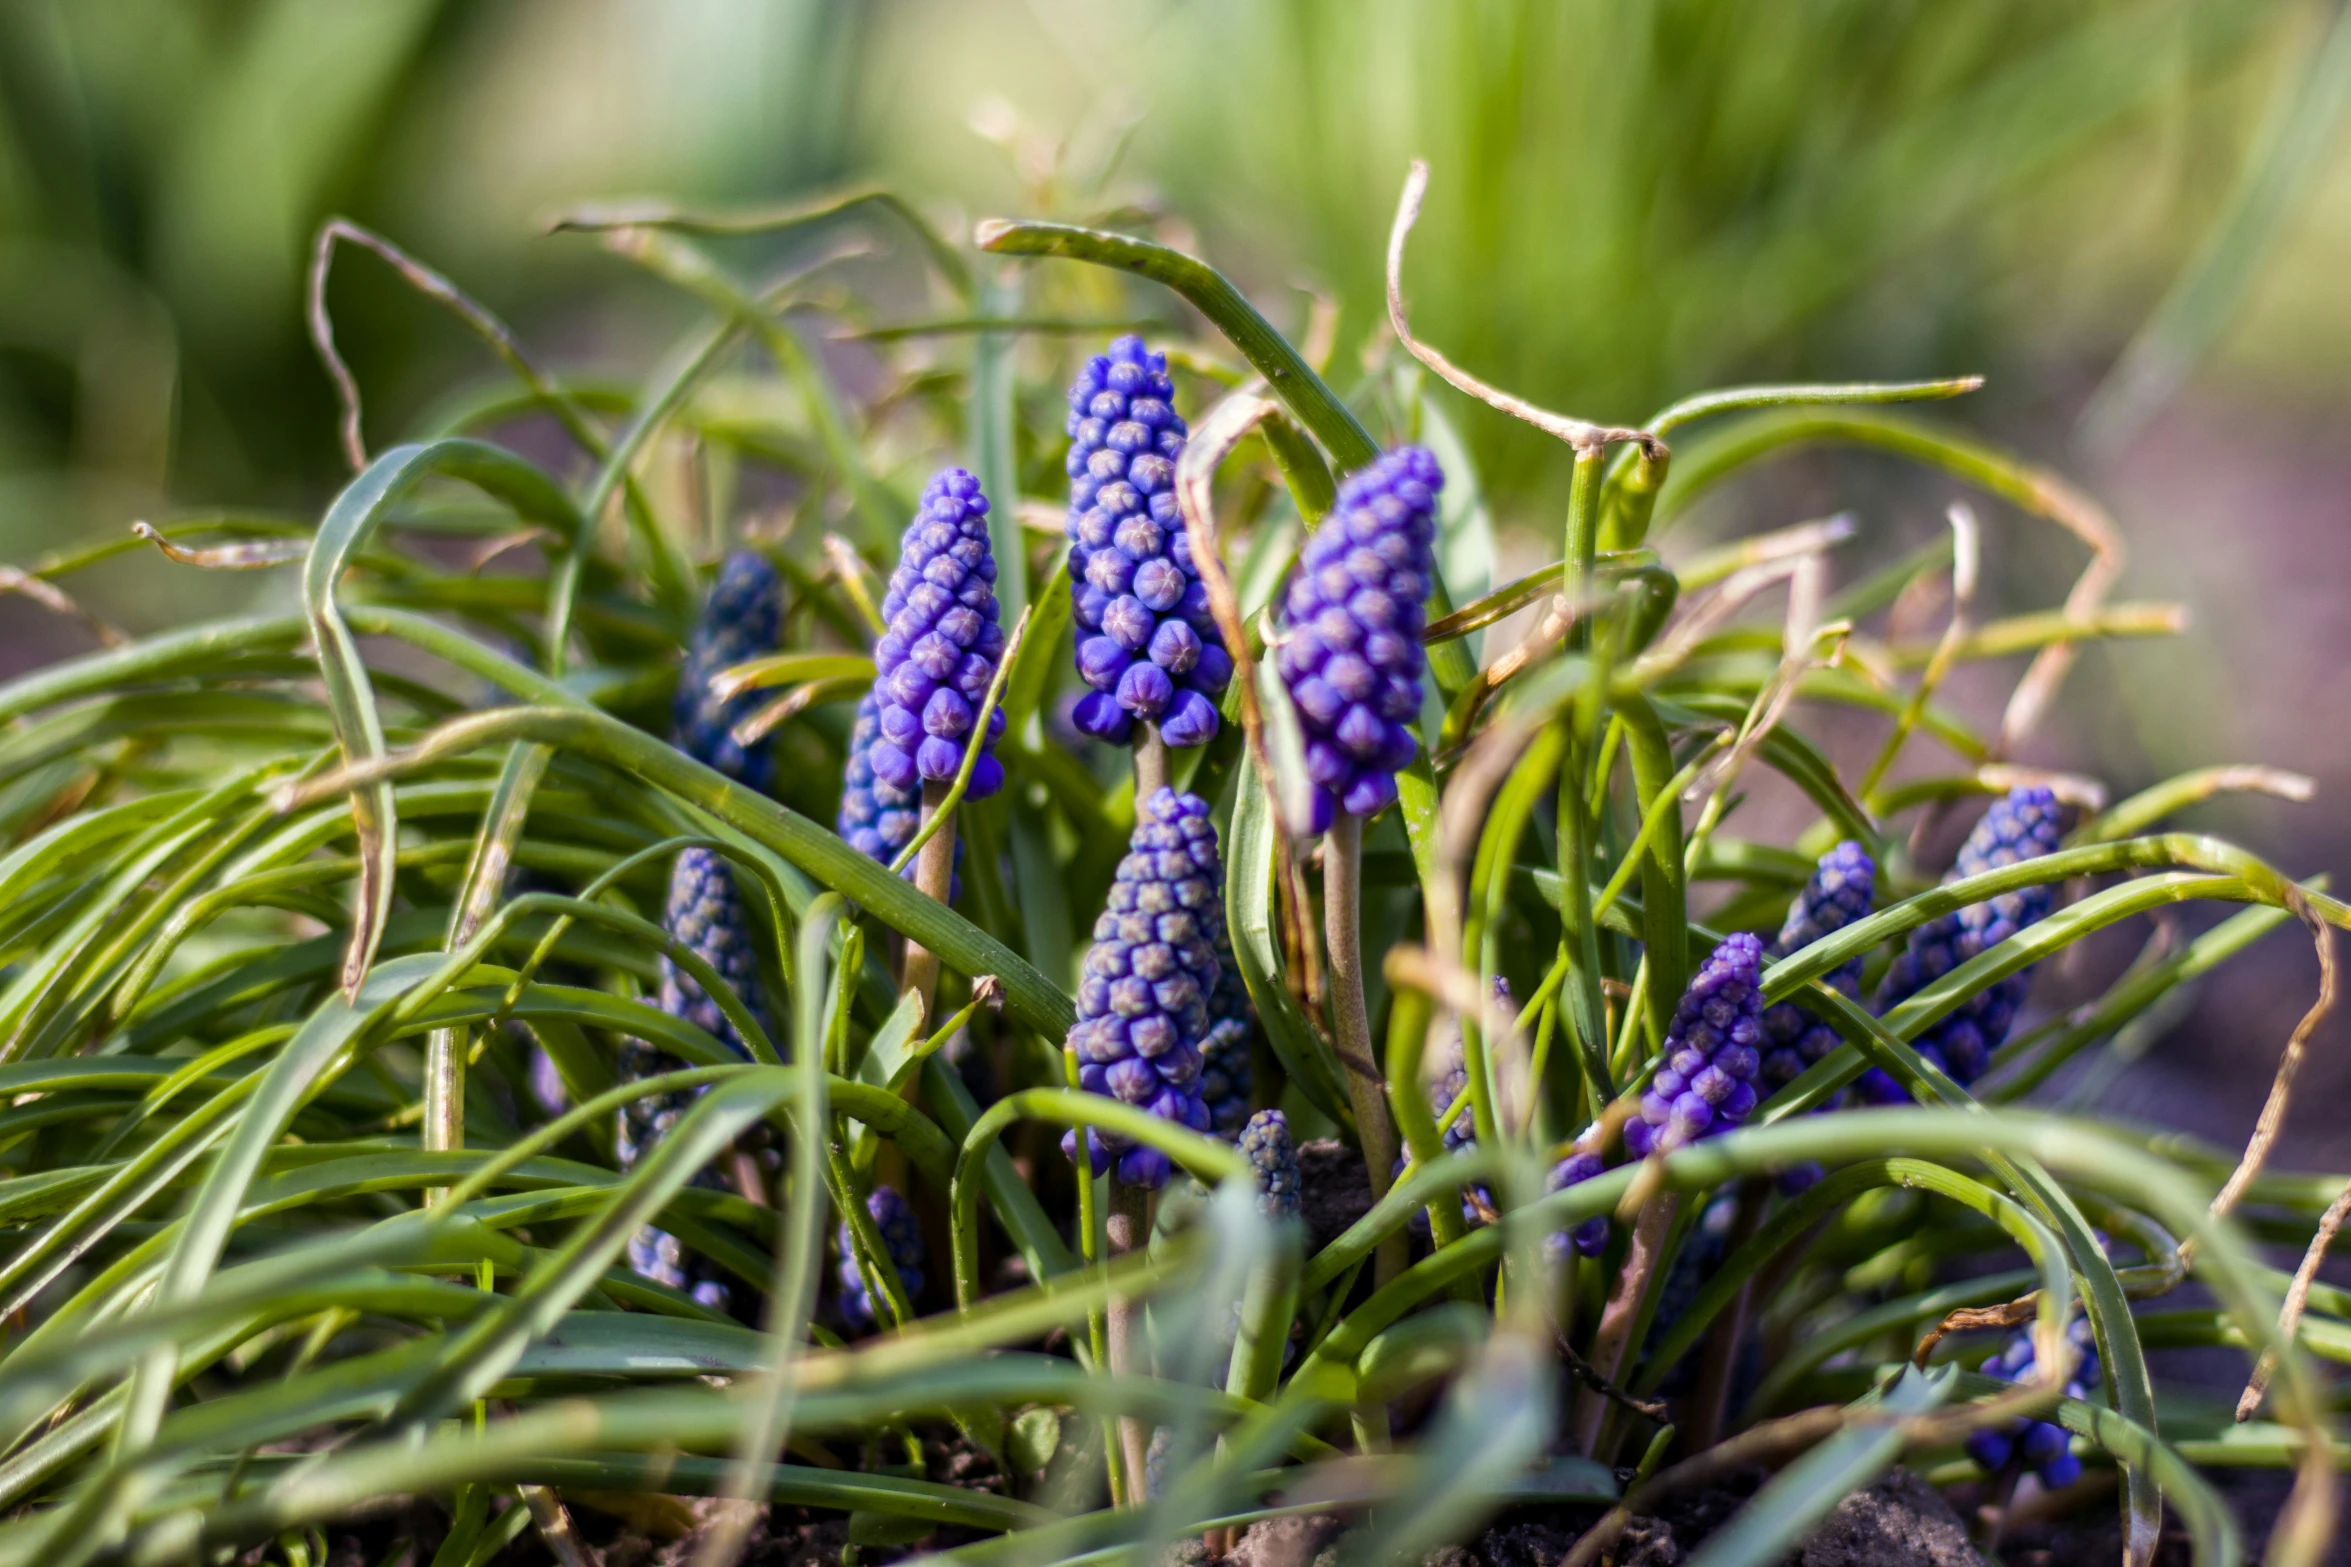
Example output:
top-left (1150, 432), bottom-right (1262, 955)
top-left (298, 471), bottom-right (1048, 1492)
top-left (1860, 785), bottom-right (2065, 1101)
top-left (619, 851), bottom-right (772, 1309)
top-left (1274, 445), bottom-right (1443, 830)
top-left (1967, 1316), bottom-right (2100, 1490)
top-left (1757, 840), bottom-right (1877, 1091)
top-left (1546, 1152), bottom-right (1610, 1259)
top-left (1623, 932), bottom-right (1766, 1158)
top-left (837, 1184), bottom-right (926, 1332)
top-left (836, 688), bottom-right (922, 869)
top-left (1063, 787), bottom-right (1222, 1189)
top-left (1064, 337), bottom-right (1233, 748)
top-left (863, 468), bottom-right (1009, 801)
top-left (671, 549), bottom-right (782, 790)
top-left (620, 551), bottom-right (786, 1310)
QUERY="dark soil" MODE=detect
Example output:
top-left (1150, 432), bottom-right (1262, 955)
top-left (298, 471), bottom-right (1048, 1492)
top-left (1295, 1138), bottom-right (1377, 1254)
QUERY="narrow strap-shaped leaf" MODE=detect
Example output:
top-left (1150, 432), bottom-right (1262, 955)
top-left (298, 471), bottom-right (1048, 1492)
top-left (278, 703), bottom-right (1075, 1039)
top-left (302, 441), bottom-right (585, 996)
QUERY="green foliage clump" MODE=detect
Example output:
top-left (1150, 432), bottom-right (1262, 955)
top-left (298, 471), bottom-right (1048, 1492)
top-left (0, 173), bottom-right (2340, 1567)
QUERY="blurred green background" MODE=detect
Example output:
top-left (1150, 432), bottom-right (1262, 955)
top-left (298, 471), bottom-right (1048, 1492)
top-left (4, 0), bottom-right (2351, 1151)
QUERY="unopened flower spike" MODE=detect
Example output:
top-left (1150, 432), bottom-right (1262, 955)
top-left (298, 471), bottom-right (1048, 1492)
top-left (1238, 1109), bottom-right (1302, 1221)
top-left (864, 467), bottom-right (1009, 800)
top-left (1062, 787), bottom-right (1223, 1190)
top-left (623, 555), bottom-right (785, 1311)
top-left (1274, 445), bottom-right (1443, 831)
top-left (671, 549), bottom-right (782, 789)
top-left (621, 848), bottom-right (771, 1309)
top-left (1862, 785), bottom-right (2064, 1100)
top-left (1064, 337), bottom-right (1233, 748)
top-left (837, 1184), bottom-right (926, 1331)
top-left (1624, 932), bottom-right (1766, 1158)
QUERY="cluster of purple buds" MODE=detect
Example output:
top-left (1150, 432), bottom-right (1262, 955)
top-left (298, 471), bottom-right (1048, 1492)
top-left (1062, 788), bottom-right (1222, 1189)
top-left (619, 846), bottom-right (774, 1309)
top-left (835, 688), bottom-right (961, 899)
top-left (1966, 1316), bottom-right (2099, 1490)
top-left (837, 1184), bottom-right (927, 1331)
top-left (1274, 446), bottom-right (1442, 830)
top-left (1758, 842), bottom-right (1877, 1193)
top-left (1758, 841), bottom-right (1877, 1090)
top-left (671, 550), bottom-right (782, 790)
top-left (1193, 877), bottom-right (1256, 1139)
top-left (1546, 1152), bottom-right (1610, 1259)
top-left (1198, 960), bottom-right (1256, 1140)
top-left (1861, 786), bottom-right (2064, 1101)
top-left (836, 688), bottom-right (920, 866)
top-left (1238, 1109), bottom-right (1302, 1221)
top-left (1624, 933), bottom-right (1766, 1158)
top-left (1064, 337), bottom-right (1232, 747)
top-left (862, 469), bottom-right (1009, 801)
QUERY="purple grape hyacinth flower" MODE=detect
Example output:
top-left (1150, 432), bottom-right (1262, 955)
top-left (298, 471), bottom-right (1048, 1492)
top-left (837, 1184), bottom-right (926, 1331)
top-left (1064, 337), bottom-right (1234, 748)
top-left (1859, 786), bottom-right (2064, 1101)
top-left (1546, 1152), bottom-right (1610, 1259)
top-left (836, 686), bottom-right (922, 865)
top-left (1624, 932), bottom-right (1767, 1159)
top-left (620, 845), bottom-right (773, 1311)
top-left (1062, 787), bottom-right (1223, 1189)
top-left (1757, 840), bottom-right (1877, 1090)
top-left (1273, 446), bottom-right (1443, 831)
top-left (672, 549), bottom-right (782, 789)
top-left (865, 468), bottom-right (1009, 801)
top-left (1966, 1316), bottom-right (2100, 1490)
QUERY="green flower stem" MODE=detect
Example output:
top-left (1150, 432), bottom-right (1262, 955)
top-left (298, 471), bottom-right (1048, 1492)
top-left (1107, 1177), bottom-right (1155, 1505)
top-left (1570, 1191), bottom-right (1677, 1460)
top-left (1325, 815), bottom-right (1406, 1286)
top-left (1133, 723), bottom-right (1168, 802)
top-left (1553, 722), bottom-right (1616, 1105)
top-left (949, 1088), bottom-right (1246, 1312)
top-left (1685, 1177), bottom-right (1769, 1452)
top-left (1382, 987), bottom-right (1469, 1256)
top-left (898, 783), bottom-right (959, 1025)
